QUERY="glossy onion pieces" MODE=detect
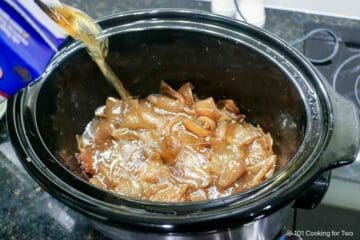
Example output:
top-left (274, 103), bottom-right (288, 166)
top-left (76, 81), bottom-right (277, 202)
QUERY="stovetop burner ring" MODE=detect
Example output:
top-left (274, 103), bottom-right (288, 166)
top-left (355, 75), bottom-right (360, 107)
top-left (332, 52), bottom-right (360, 107)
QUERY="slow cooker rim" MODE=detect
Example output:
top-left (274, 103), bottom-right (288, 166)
top-left (7, 9), bottom-right (333, 231)
top-left (32, 16), bottom-right (328, 210)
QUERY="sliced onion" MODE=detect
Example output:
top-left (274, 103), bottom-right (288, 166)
top-left (160, 80), bottom-right (184, 103)
top-left (252, 155), bottom-right (276, 185)
top-left (147, 94), bottom-right (184, 113)
top-left (178, 82), bottom-right (195, 105)
top-left (182, 118), bottom-right (212, 137)
top-left (104, 97), bottom-right (123, 119)
top-left (194, 97), bottom-right (222, 120)
top-left (160, 134), bottom-right (182, 164)
top-left (94, 105), bottom-right (106, 117)
top-left (213, 121), bottom-right (227, 140)
top-left (226, 123), bottom-right (260, 146)
top-left (77, 81), bottom-right (278, 202)
top-left (217, 159), bottom-right (246, 188)
top-left (111, 128), bottom-right (139, 140)
top-left (189, 189), bottom-right (207, 202)
top-left (197, 116), bottom-right (216, 131)
top-left (217, 99), bottom-right (240, 113)
top-left (150, 183), bottom-right (188, 202)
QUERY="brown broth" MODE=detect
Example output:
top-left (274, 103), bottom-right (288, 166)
top-left (44, 3), bottom-right (133, 104)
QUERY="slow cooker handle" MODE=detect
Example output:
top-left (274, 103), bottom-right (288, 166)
top-left (319, 85), bottom-right (360, 171)
top-left (293, 171), bottom-right (331, 209)
top-left (294, 84), bottom-right (359, 210)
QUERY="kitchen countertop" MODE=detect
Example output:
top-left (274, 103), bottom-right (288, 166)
top-left (1, 1), bottom-right (360, 239)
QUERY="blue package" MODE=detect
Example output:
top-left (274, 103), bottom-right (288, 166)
top-left (0, 0), bottom-right (67, 100)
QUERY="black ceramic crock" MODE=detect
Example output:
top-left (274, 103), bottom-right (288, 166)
top-left (7, 9), bottom-right (360, 240)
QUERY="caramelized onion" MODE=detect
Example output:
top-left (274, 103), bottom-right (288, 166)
top-left (182, 118), bottom-right (212, 137)
top-left (197, 116), bottom-right (216, 131)
top-left (194, 97), bottom-right (222, 120)
top-left (218, 159), bottom-right (246, 188)
top-left (218, 99), bottom-right (240, 113)
top-left (147, 94), bottom-right (184, 113)
top-left (178, 82), bottom-right (195, 105)
top-left (160, 80), bottom-right (184, 103)
top-left (252, 155), bottom-right (277, 185)
top-left (76, 81), bottom-right (277, 202)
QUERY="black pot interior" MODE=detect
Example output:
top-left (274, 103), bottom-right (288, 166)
top-left (36, 29), bottom-right (306, 179)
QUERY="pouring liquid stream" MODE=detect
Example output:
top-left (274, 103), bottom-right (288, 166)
top-left (41, 3), bottom-right (133, 105)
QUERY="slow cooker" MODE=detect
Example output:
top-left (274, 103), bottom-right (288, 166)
top-left (7, 10), bottom-right (360, 240)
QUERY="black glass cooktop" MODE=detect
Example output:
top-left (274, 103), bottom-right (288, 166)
top-left (303, 22), bottom-right (360, 185)
top-left (304, 23), bottom-right (360, 111)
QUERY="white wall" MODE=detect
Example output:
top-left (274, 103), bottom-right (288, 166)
top-left (200, 0), bottom-right (360, 20)
top-left (264, 0), bottom-right (360, 20)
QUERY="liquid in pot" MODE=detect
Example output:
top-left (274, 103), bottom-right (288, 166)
top-left (42, 2), bottom-right (132, 104)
